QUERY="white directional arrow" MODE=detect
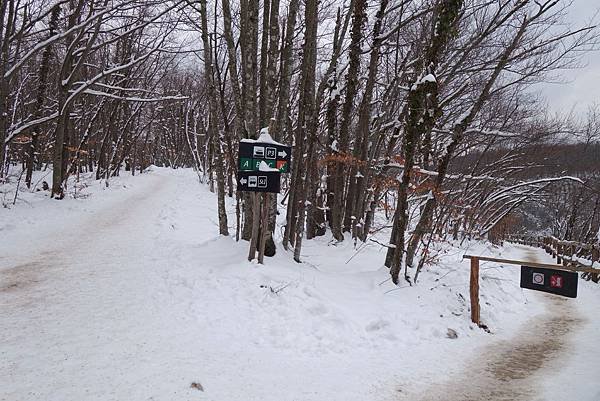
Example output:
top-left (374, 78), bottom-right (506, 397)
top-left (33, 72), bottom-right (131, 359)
top-left (240, 177), bottom-right (248, 185)
top-left (278, 150), bottom-right (287, 158)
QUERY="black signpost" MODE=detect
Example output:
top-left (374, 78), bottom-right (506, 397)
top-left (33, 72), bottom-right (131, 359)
top-left (237, 134), bottom-right (292, 264)
top-left (237, 171), bottom-right (281, 193)
top-left (238, 141), bottom-right (291, 173)
top-left (463, 254), bottom-right (587, 327)
top-left (520, 265), bottom-right (578, 298)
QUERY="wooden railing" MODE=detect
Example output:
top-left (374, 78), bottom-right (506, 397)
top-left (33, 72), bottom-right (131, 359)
top-left (505, 234), bottom-right (599, 282)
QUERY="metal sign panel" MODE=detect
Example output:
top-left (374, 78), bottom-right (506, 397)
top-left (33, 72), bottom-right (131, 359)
top-left (520, 266), bottom-right (578, 298)
top-left (239, 141), bottom-right (291, 173)
top-left (237, 171), bottom-right (281, 193)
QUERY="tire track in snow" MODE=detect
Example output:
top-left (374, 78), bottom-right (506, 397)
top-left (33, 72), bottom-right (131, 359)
top-left (405, 247), bottom-right (584, 401)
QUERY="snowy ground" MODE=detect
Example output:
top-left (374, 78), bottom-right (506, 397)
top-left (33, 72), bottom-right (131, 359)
top-left (1, 167), bottom-right (599, 401)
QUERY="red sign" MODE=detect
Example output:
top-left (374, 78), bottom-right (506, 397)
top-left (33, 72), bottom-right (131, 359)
top-left (550, 275), bottom-right (563, 288)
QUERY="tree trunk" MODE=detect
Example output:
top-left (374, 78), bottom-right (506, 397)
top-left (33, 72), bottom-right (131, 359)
top-left (258, 0), bottom-right (271, 127)
top-left (200, 0), bottom-right (229, 236)
top-left (349, 0), bottom-right (388, 239)
top-left (0, 0), bottom-right (14, 179)
top-left (389, 0), bottom-right (463, 284)
top-left (284, 0), bottom-right (318, 260)
top-left (404, 14), bottom-right (530, 271)
top-left (334, 0), bottom-right (367, 235)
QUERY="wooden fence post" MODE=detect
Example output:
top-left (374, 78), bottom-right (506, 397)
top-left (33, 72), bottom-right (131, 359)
top-left (470, 257), bottom-right (480, 326)
top-left (592, 247), bottom-right (599, 283)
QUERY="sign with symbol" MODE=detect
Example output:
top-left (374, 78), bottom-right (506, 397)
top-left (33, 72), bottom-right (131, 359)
top-left (237, 171), bottom-right (281, 193)
top-left (239, 141), bottom-right (291, 173)
top-left (520, 266), bottom-right (578, 298)
top-left (248, 175), bottom-right (257, 188)
top-left (257, 176), bottom-right (267, 188)
top-left (550, 275), bottom-right (563, 288)
top-left (240, 158), bottom-right (252, 170)
top-left (253, 146), bottom-right (265, 158)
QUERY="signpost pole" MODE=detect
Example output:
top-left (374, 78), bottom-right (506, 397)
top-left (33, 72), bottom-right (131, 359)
top-left (592, 247), bottom-right (599, 282)
top-left (257, 193), bottom-right (270, 264)
top-left (238, 131), bottom-right (291, 263)
top-left (470, 257), bottom-right (480, 326)
top-left (248, 192), bottom-right (260, 261)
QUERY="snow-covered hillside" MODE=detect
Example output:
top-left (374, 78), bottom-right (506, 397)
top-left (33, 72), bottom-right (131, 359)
top-left (1, 168), bottom-right (599, 401)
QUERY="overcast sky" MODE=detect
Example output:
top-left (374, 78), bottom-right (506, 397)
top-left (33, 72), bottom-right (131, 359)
top-left (537, 0), bottom-right (600, 117)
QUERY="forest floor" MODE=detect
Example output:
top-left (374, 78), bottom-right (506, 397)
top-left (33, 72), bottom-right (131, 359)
top-left (1, 167), bottom-right (599, 401)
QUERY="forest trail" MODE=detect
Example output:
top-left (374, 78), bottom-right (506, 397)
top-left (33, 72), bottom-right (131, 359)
top-left (408, 247), bottom-right (584, 401)
top-left (1, 172), bottom-right (171, 304)
top-left (0, 171), bottom-right (198, 399)
top-left (1, 172), bottom-right (170, 268)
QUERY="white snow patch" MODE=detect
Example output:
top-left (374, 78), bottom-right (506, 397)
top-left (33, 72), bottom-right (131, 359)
top-left (240, 128), bottom-right (286, 146)
top-left (420, 73), bottom-right (436, 83)
top-left (258, 161), bottom-right (280, 172)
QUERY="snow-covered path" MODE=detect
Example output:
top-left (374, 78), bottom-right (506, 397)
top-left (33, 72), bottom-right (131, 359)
top-left (2, 169), bottom-right (599, 401)
top-left (1, 170), bottom-right (251, 400)
top-left (1, 172), bottom-right (201, 400)
top-left (1, 169), bottom-right (410, 401)
top-left (409, 246), bottom-right (598, 401)
top-left (413, 296), bottom-right (582, 401)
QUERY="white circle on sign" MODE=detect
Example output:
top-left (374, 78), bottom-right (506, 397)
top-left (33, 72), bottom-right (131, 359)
top-left (532, 272), bottom-right (544, 285)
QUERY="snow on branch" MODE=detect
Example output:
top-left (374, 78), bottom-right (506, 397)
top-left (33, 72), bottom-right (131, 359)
top-left (91, 82), bottom-right (156, 94)
top-left (482, 176), bottom-right (584, 206)
top-left (5, 112), bottom-right (59, 145)
top-left (4, 4), bottom-right (117, 79)
top-left (381, 162), bottom-right (504, 182)
top-left (62, 41), bottom-right (169, 114)
top-left (81, 89), bottom-right (188, 102)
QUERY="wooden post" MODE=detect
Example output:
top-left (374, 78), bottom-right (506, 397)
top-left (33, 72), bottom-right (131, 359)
top-left (463, 253), bottom-right (599, 326)
top-left (470, 257), bottom-right (480, 326)
top-left (248, 192), bottom-right (261, 261)
top-left (592, 247), bottom-right (599, 283)
top-left (257, 193), bottom-right (270, 264)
